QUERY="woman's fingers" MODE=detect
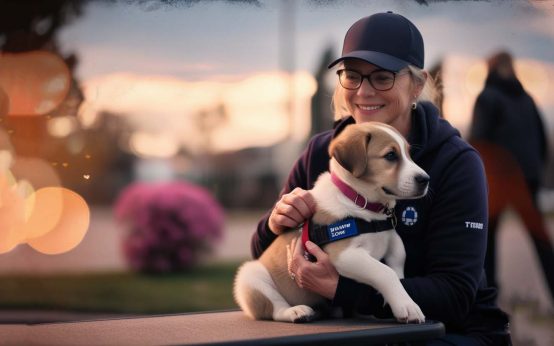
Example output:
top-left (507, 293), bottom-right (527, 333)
top-left (293, 241), bottom-right (339, 299)
top-left (304, 241), bottom-right (327, 262)
top-left (271, 212), bottom-right (299, 229)
top-left (268, 188), bottom-right (316, 235)
top-left (288, 188), bottom-right (317, 219)
top-left (275, 198), bottom-right (304, 224)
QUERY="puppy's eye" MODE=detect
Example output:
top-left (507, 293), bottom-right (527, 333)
top-left (384, 151), bottom-right (398, 162)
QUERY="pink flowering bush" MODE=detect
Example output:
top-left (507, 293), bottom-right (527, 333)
top-left (114, 181), bottom-right (224, 273)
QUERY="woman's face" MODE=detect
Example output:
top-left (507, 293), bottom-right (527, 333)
top-left (342, 59), bottom-right (423, 137)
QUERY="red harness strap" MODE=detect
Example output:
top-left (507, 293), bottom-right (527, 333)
top-left (301, 221), bottom-right (317, 262)
top-left (302, 221), bottom-right (310, 252)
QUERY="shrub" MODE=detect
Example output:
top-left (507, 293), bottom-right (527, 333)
top-left (114, 181), bottom-right (224, 273)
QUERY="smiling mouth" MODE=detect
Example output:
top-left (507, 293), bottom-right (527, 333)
top-left (358, 105), bottom-right (384, 111)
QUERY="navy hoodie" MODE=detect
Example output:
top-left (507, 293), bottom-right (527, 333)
top-left (251, 102), bottom-right (510, 344)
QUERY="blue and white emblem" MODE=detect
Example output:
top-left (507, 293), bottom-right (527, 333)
top-left (401, 206), bottom-right (418, 226)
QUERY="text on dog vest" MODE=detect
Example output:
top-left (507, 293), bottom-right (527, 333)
top-left (327, 219), bottom-right (358, 240)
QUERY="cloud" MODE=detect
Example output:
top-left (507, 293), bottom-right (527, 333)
top-left (79, 70), bottom-right (317, 157)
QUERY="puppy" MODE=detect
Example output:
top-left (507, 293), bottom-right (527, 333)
top-left (234, 122), bottom-right (429, 323)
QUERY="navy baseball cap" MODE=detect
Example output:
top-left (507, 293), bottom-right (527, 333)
top-left (328, 12), bottom-right (424, 72)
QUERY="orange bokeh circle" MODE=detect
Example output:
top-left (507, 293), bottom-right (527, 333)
top-left (27, 187), bottom-right (90, 255)
top-left (0, 51), bottom-right (71, 116)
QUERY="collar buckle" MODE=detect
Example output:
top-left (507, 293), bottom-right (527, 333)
top-left (384, 206), bottom-right (397, 228)
top-left (354, 194), bottom-right (368, 209)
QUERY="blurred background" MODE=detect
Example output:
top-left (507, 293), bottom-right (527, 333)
top-left (0, 0), bottom-right (553, 345)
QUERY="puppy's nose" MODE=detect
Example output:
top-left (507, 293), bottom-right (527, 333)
top-left (415, 174), bottom-right (430, 187)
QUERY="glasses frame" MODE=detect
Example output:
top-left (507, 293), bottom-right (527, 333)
top-left (336, 68), bottom-right (410, 91)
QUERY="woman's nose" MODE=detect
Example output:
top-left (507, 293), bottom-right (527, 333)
top-left (357, 78), bottom-right (376, 96)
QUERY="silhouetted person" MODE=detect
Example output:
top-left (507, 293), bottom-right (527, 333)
top-left (470, 50), bottom-right (553, 303)
top-left (471, 51), bottom-right (547, 199)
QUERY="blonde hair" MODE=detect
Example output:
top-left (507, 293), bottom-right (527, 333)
top-left (331, 64), bottom-right (440, 121)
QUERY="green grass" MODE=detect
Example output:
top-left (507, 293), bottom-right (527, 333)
top-left (0, 261), bottom-right (241, 314)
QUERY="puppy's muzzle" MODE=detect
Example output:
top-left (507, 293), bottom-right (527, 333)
top-left (414, 174), bottom-right (430, 195)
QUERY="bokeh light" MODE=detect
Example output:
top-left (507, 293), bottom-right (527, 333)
top-left (0, 148), bottom-right (89, 254)
top-left (0, 51), bottom-right (71, 116)
top-left (464, 61), bottom-right (487, 96)
top-left (129, 131), bottom-right (180, 158)
top-left (516, 61), bottom-right (550, 105)
top-left (18, 186), bottom-right (64, 241)
top-left (0, 172), bottom-right (27, 254)
top-left (10, 156), bottom-right (62, 189)
top-left (27, 187), bottom-right (90, 255)
top-left (47, 116), bottom-right (79, 138)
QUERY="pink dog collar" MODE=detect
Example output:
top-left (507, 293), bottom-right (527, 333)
top-left (330, 173), bottom-right (388, 213)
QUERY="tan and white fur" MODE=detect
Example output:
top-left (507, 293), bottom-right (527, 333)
top-left (234, 122), bottom-right (429, 324)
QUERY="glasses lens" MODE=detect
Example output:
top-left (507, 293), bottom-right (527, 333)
top-left (339, 70), bottom-right (362, 90)
top-left (370, 70), bottom-right (395, 91)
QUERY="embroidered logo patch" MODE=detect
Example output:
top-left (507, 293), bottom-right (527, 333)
top-left (401, 207), bottom-right (418, 226)
top-left (327, 218), bottom-right (359, 241)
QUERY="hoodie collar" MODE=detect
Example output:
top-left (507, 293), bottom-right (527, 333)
top-left (409, 101), bottom-right (461, 161)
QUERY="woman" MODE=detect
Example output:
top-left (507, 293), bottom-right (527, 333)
top-left (251, 12), bottom-right (511, 345)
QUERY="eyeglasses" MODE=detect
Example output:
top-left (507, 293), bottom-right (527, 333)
top-left (337, 69), bottom-right (410, 91)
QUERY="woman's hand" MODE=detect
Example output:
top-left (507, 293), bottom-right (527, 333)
top-left (268, 188), bottom-right (316, 235)
top-left (287, 237), bottom-right (339, 300)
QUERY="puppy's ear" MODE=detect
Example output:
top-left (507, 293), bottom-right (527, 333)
top-left (329, 127), bottom-right (371, 178)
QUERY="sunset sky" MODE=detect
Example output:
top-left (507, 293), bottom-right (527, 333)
top-left (53, 0), bottom-right (554, 156)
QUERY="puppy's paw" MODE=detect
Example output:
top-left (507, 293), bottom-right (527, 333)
top-left (390, 299), bottom-right (425, 324)
top-left (283, 305), bottom-right (316, 323)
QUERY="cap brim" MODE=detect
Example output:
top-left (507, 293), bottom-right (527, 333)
top-left (328, 50), bottom-right (409, 72)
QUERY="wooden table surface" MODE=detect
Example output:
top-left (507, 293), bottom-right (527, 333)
top-left (0, 310), bottom-right (445, 345)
